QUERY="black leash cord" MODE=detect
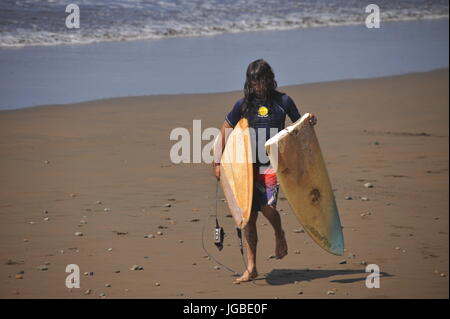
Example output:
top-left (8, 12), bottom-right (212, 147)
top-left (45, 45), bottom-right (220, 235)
top-left (200, 180), bottom-right (240, 276)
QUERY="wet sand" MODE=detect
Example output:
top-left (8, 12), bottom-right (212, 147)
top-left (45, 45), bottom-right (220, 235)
top-left (0, 69), bottom-right (448, 298)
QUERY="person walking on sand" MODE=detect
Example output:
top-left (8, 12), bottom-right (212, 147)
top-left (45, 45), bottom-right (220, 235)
top-left (213, 59), bottom-right (317, 282)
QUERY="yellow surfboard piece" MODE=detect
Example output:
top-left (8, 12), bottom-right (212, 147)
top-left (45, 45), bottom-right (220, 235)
top-left (265, 113), bottom-right (344, 255)
top-left (219, 118), bottom-right (253, 229)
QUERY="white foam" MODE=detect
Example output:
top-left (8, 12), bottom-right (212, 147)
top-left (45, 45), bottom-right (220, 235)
top-left (1, 0), bottom-right (448, 48)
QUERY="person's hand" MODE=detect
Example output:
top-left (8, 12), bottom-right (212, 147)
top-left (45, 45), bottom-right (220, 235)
top-left (309, 114), bottom-right (317, 126)
top-left (213, 163), bottom-right (220, 180)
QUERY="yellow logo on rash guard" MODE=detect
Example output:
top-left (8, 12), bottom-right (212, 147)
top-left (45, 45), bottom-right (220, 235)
top-left (257, 106), bottom-right (269, 117)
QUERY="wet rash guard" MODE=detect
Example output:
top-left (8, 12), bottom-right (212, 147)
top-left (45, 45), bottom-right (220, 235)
top-left (225, 92), bottom-right (301, 168)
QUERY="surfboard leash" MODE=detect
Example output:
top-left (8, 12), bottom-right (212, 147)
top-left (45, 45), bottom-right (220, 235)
top-left (200, 180), bottom-right (259, 282)
top-left (201, 219), bottom-right (239, 275)
top-left (200, 180), bottom-right (240, 276)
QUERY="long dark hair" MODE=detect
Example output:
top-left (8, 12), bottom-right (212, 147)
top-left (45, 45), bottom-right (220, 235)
top-left (241, 59), bottom-right (278, 115)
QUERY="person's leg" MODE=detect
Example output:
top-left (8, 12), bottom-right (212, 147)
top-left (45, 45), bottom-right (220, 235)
top-left (261, 204), bottom-right (288, 259)
top-left (234, 210), bottom-right (259, 282)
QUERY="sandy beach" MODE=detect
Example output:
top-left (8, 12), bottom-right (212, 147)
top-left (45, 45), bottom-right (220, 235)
top-left (0, 69), bottom-right (448, 299)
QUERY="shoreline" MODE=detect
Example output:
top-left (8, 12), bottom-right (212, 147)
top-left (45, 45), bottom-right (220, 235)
top-left (2, 17), bottom-right (448, 50)
top-left (1, 18), bottom-right (448, 111)
top-left (1, 67), bottom-right (448, 113)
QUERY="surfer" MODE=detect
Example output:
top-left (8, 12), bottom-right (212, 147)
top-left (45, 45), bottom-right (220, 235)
top-left (213, 59), bottom-right (317, 282)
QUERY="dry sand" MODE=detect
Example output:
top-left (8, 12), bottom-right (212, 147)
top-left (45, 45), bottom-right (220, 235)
top-left (0, 69), bottom-right (448, 299)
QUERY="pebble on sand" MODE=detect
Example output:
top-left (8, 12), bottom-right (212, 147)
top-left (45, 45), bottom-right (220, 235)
top-left (364, 183), bottom-right (374, 188)
top-left (327, 290), bottom-right (336, 295)
top-left (105, 284), bottom-right (111, 288)
top-left (107, 248), bottom-right (113, 251)
top-left (44, 217), bottom-right (49, 221)
top-left (99, 293), bottom-right (106, 297)
top-left (155, 282), bottom-right (161, 287)
top-left (345, 196), bottom-right (352, 200)
top-left (104, 208), bottom-right (111, 212)
top-left (190, 218), bottom-right (200, 222)
top-left (23, 239), bottom-right (29, 242)
top-left (70, 193), bottom-right (77, 198)
top-left (339, 260), bottom-right (347, 265)
top-left (37, 265), bottom-right (48, 271)
top-left (440, 273), bottom-right (447, 277)
top-left (157, 231), bottom-right (163, 236)
top-left (294, 250), bottom-right (301, 254)
top-left (44, 160), bottom-right (50, 164)
top-left (361, 197), bottom-right (369, 201)
top-left (293, 229), bottom-right (305, 233)
top-left (84, 289), bottom-right (92, 295)
top-left (112, 230), bottom-right (128, 235)
top-left (164, 203), bottom-right (172, 208)
top-left (213, 266), bottom-right (221, 270)
top-left (95, 201), bottom-right (102, 205)
top-left (144, 234), bottom-right (155, 239)
top-left (74, 232), bottom-right (83, 237)
top-left (130, 265), bottom-right (144, 271)
top-left (15, 274), bottom-right (23, 279)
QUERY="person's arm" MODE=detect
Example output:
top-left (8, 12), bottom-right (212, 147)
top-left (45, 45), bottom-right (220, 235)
top-left (285, 95), bottom-right (317, 126)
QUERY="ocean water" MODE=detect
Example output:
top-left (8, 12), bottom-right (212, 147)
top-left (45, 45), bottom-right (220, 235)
top-left (0, 0), bottom-right (448, 48)
top-left (0, 2), bottom-right (448, 110)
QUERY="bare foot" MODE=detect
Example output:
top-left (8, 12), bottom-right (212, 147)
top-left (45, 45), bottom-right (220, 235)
top-left (275, 230), bottom-right (288, 259)
top-left (233, 269), bottom-right (258, 283)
